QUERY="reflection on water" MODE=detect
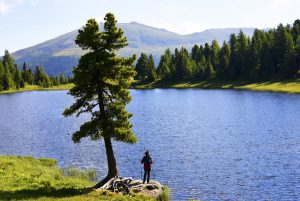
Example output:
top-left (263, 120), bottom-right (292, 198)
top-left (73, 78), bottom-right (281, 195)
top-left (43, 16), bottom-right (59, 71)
top-left (0, 89), bottom-right (299, 201)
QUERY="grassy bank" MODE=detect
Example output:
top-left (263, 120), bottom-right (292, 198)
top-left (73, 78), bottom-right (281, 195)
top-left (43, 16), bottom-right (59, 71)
top-left (133, 79), bottom-right (300, 94)
top-left (0, 156), bottom-right (169, 201)
top-left (2, 80), bottom-right (297, 95)
top-left (0, 84), bottom-right (74, 94)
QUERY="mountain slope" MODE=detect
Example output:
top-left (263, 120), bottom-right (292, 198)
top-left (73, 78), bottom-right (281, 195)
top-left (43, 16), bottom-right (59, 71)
top-left (13, 22), bottom-right (255, 75)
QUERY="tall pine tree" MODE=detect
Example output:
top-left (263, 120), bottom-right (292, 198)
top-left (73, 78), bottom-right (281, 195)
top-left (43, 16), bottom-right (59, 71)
top-left (63, 13), bottom-right (137, 188)
top-left (157, 49), bottom-right (172, 79)
top-left (218, 41), bottom-right (231, 79)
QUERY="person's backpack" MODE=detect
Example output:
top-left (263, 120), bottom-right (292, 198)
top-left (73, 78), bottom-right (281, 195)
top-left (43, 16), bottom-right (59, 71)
top-left (143, 156), bottom-right (152, 170)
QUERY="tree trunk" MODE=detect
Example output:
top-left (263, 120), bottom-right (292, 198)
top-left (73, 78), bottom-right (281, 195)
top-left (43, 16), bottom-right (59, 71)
top-left (94, 137), bottom-right (118, 188)
top-left (105, 136), bottom-right (118, 177)
top-left (95, 89), bottom-right (118, 189)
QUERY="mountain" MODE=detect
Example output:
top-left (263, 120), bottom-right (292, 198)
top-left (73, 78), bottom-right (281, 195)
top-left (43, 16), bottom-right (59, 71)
top-left (12, 22), bottom-right (255, 75)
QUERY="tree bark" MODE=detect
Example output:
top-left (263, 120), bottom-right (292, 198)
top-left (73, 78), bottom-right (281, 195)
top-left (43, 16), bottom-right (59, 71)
top-left (94, 137), bottom-right (118, 188)
top-left (104, 136), bottom-right (118, 177)
top-left (95, 89), bottom-right (118, 189)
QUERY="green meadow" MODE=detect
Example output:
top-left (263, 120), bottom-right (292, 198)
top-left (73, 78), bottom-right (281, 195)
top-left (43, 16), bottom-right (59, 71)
top-left (133, 79), bottom-right (300, 94)
top-left (0, 156), bottom-right (169, 201)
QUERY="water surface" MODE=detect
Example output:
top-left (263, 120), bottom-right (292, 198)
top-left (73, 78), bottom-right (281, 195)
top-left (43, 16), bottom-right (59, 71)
top-left (0, 89), bottom-right (299, 201)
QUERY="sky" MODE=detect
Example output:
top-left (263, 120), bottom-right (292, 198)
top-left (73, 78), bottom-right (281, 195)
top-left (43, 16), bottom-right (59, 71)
top-left (0, 0), bottom-right (300, 54)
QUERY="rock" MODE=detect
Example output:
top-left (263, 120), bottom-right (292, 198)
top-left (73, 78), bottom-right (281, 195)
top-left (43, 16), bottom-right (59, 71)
top-left (96, 177), bottom-right (164, 198)
top-left (128, 179), bottom-right (164, 198)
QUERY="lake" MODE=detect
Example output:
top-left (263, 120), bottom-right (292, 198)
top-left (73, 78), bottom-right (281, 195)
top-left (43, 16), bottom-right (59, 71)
top-left (0, 89), bottom-right (299, 201)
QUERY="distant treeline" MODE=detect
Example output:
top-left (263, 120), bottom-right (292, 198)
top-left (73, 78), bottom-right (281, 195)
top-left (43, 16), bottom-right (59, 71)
top-left (135, 20), bottom-right (300, 82)
top-left (0, 51), bottom-right (71, 91)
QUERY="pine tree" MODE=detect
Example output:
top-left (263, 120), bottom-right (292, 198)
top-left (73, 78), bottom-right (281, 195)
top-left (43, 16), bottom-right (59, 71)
top-left (250, 29), bottom-right (266, 80)
top-left (20, 79), bottom-right (25, 88)
top-left (196, 55), bottom-right (206, 79)
top-left (295, 35), bottom-right (300, 76)
top-left (148, 54), bottom-right (157, 81)
top-left (191, 44), bottom-right (201, 63)
top-left (2, 68), bottom-right (14, 90)
top-left (27, 69), bottom-right (34, 85)
top-left (204, 60), bottom-right (214, 80)
top-left (63, 13), bottom-right (137, 188)
top-left (0, 61), bottom-right (4, 91)
top-left (260, 41), bottom-right (274, 79)
top-left (203, 43), bottom-right (211, 61)
top-left (34, 66), bottom-right (43, 85)
top-left (210, 39), bottom-right (220, 72)
top-left (292, 20), bottom-right (300, 42)
top-left (273, 24), bottom-right (287, 73)
top-left (59, 74), bottom-right (65, 84)
top-left (135, 53), bottom-right (149, 81)
top-left (43, 74), bottom-right (51, 87)
top-left (281, 32), bottom-right (297, 78)
top-left (218, 41), bottom-right (231, 79)
top-left (236, 30), bottom-right (250, 79)
top-left (171, 48), bottom-right (180, 79)
top-left (228, 33), bottom-right (238, 79)
top-left (3, 50), bottom-right (15, 75)
top-left (157, 49), bottom-right (172, 79)
top-left (13, 69), bottom-right (22, 89)
top-left (22, 63), bottom-right (28, 83)
top-left (175, 47), bottom-right (195, 79)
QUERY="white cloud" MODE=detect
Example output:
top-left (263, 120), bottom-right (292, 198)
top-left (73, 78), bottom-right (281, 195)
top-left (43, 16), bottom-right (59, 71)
top-left (0, 1), bottom-right (9, 14)
top-left (267, 0), bottom-right (300, 11)
top-left (0, 0), bottom-right (37, 15)
top-left (29, 0), bottom-right (38, 5)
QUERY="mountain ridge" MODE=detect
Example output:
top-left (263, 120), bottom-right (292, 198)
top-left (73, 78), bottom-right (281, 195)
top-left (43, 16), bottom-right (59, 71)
top-left (12, 22), bottom-right (256, 75)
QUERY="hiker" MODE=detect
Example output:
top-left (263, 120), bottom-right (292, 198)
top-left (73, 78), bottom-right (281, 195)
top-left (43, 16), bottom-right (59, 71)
top-left (141, 150), bottom-right (153, 184)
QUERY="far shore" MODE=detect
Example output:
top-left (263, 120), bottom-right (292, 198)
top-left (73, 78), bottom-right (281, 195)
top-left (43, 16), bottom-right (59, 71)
top-left (132, 79), bottom-right (300, 94)
top-left (0, 80), bottom-right (300, 94)
top-left (0, 83), bottom-right (74, 94)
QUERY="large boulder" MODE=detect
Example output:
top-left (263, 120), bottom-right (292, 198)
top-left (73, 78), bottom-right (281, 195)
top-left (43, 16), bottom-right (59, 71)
top-left (128, 179), bottom-right (164, 198)
top-left (96, 177), bottom-right (164, 198)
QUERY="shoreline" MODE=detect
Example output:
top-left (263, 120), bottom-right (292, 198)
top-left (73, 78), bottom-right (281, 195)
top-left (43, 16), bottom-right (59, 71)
top-left (132, 79), bottom-right (300, 94)
top-left (1, 80), bottom-right (299, 94)
top-left (0, 83), bottom-right (74, 94)
top-left (0, 155), bottom-right (169, 201)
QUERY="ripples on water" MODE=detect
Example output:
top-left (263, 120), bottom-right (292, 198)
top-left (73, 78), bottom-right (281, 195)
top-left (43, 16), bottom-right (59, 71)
top-left (0, 89), bottom-right (299, 201)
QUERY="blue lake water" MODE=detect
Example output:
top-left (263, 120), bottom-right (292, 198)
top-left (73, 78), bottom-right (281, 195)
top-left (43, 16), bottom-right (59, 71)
top-left (0, 89), bottom-right (300, 200)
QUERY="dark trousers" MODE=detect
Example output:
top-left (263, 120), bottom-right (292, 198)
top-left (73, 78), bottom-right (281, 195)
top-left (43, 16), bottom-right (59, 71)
top-left (143, 169), bottom-right (151, 183)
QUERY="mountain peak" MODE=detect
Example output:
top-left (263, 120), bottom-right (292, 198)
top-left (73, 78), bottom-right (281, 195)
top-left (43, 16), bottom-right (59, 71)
top-left (12, 23), bottom-right (255, 76)
top-left (129, 21), bottom-right (140, 25)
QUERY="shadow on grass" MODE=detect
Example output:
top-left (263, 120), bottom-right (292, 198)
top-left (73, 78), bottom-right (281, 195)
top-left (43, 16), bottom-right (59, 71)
top-left (132, 78), bottom-right (300, 93)
top-left (0, 186), bottom-right (94, 200)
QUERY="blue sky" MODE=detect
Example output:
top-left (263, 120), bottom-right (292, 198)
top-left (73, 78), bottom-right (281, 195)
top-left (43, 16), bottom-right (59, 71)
top-left (0, 0), bottom-right (300, 54)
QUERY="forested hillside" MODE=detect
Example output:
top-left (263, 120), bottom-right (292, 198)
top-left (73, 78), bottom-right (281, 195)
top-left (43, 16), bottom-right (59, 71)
top-left (11, 22), bottom-right (255, 75)
top-left (135, 20), bottom-right (300, 82)
top-left (0, 51), bottom-right (70, 91)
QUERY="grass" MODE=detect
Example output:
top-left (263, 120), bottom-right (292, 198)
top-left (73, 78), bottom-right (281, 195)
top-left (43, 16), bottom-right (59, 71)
top-left (235, 80), bottom-right (300, 93)
top-left (0, 84), bottom-right (74, 94)
top-left (1, 80), bottom-right (299, 95)
top-left (133, 79), bottom-right (300, 94)
top-left (156, 187), bottom-right (170, 201)
top-left (0, 156), bottom-right (169, 201)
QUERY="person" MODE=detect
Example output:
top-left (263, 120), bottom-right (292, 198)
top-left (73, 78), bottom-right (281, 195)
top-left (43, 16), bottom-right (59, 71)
top-left (141, 150), bottom-right (153, 184)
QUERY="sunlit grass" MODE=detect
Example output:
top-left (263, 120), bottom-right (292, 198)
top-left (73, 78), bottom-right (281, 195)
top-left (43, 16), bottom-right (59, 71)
top-left (133, 79), bottom-right (300, 94)
top-left (236, 80), bottom-right (300, 93)
top-left (0, 84), bottom-right (74, 94)
top-left (0, 156), bottom-right (168, 201)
